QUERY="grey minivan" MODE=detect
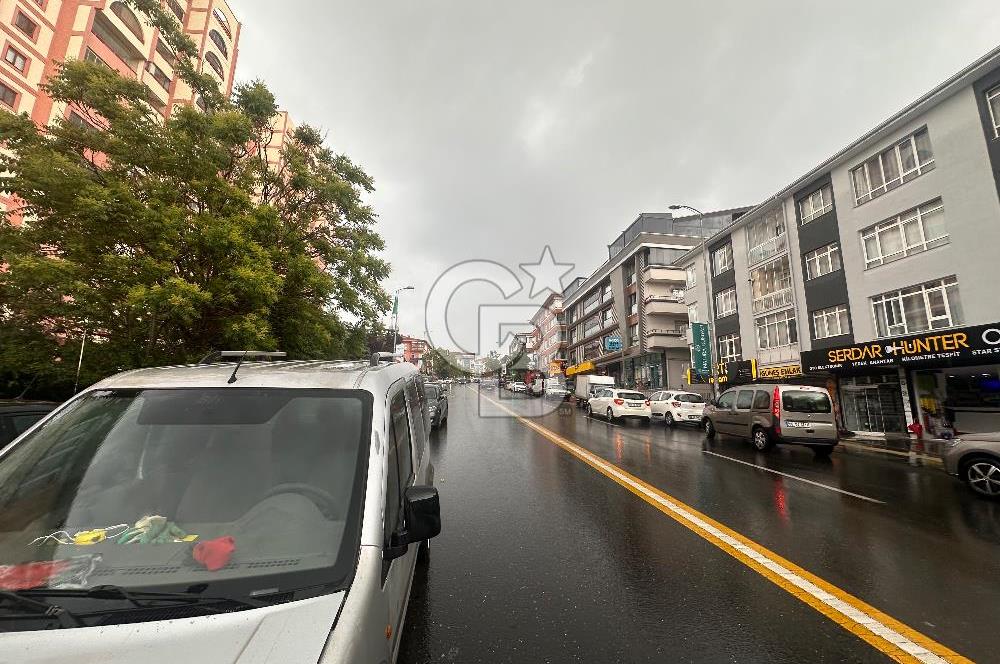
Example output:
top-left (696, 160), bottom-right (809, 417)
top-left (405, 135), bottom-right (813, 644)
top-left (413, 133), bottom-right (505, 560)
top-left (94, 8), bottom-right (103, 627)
top-left (703, 383), bottom-right (838, 454)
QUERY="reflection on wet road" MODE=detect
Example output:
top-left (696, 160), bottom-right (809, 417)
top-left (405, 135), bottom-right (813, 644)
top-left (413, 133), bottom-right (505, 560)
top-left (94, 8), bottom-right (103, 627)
top-left (400, 386), bottom-right (997, 663)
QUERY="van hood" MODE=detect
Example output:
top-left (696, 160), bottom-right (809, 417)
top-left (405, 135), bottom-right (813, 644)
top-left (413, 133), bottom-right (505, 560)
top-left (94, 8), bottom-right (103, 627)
top-left (4, 592), bottom-right (344, 664)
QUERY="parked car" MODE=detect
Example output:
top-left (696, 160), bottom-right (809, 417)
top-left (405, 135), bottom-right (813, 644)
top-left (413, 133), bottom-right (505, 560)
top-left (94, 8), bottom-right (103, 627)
top-left (943, 433), bottom-right (1000, 498)
top-left (650, 391), bottom-right (706, 426)
top-left (573, 374), bottom-right (615, 408)
top-left (587, 388), bottom-right (651, 424)
top-left (509, 381), bottom-right (527, 393)
top-left (702, 384), bottom-right (838, 454)
top-left (543, 379), bottom-right (571, 400)
top-left (0, 357), bottom-right (440, 663)
top-left (0, 400), bottom-right (58, 447)
top-left (424, 381), bottom-right (449, 429)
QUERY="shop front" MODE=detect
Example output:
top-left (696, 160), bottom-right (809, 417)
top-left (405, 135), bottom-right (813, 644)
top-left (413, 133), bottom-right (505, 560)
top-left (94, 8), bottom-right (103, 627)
top-left (624, 352), bottom-right (665, 391)
top-left (801, 322), bottom-right (1000, 437)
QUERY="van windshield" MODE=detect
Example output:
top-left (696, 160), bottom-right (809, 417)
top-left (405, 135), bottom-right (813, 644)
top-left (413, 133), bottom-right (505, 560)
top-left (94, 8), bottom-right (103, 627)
top-left (0, 388), bottom-right (371, 609)
top-left (781, 391), bottom-right (832, 413)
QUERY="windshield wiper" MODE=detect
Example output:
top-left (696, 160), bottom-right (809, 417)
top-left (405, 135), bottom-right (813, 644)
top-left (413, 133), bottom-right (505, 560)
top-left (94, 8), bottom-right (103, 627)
top-left (0, 590), bottom-right (82, 628)
top-left (22, 585), bottom-right (268, 612)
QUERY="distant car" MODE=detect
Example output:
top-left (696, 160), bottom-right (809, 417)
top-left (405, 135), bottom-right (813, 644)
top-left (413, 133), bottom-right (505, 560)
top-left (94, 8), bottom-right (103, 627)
top-left (943, 433), bottom-right (1000, 499)
top-left (509, 382), bottom-right (527, 393)
top-left (650, 391), bottom-right (706, 427)
top-left (586, 388), bottom-right (651, 424)
top-left (544, 384), bottom-right (571, 400)
top-left (702, 384), bottom-right (838, 455)
top-left (0, 400), bottom-right (58, 447)
top-left (424, 382), bottom-right (449, 429)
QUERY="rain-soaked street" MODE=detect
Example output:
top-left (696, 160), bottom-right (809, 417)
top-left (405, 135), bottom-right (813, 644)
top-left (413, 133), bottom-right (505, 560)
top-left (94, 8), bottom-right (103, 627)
top-left (399, 385), bottom-right (1000, 664)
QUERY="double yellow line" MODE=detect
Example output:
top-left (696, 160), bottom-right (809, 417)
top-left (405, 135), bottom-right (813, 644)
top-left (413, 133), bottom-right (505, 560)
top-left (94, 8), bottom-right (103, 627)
top-left (486, 397), bottom-right (971, 664)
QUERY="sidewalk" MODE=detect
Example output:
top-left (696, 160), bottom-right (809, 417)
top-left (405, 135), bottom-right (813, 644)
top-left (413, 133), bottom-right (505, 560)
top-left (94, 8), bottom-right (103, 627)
top-left (836, 433), bottom-right (944, 467)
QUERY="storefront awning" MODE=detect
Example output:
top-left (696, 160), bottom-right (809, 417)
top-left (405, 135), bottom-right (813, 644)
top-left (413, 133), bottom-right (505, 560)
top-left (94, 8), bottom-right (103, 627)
top-left (566, 361), bottom-right (595, 376)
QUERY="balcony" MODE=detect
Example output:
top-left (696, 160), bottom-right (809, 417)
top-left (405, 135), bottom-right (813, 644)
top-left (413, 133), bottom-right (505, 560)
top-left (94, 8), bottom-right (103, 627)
top-left (644, 295), bottom-right (687, 316)
top-left (752, 287), bottom-right (793, 314)
top-left (642, 266), bottom-right (686, 283)
top-left (645, 329), bottom-right (689, 349)
top-left (747, 233), bottom-right (787, 267)
top-left (757, 344), bottom-right (801, 366)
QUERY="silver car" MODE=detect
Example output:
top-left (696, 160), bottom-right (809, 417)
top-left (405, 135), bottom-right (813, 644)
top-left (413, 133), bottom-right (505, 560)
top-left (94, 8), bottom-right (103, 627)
top-left (0, 356), bottom-right (440, 663)
top-left (943, 433), bottom-right (1000, 498)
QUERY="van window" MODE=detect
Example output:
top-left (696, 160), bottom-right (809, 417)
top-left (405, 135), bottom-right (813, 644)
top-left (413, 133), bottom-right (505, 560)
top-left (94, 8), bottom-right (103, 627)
top-left (736, 390), bottom-right (754, 410)
top-left (782, 390), bottom-right (832, 413)
top-left (404, 378), bottom-right (425, 465)
top-left (718, 391), bottom-right (737, 409)
top-left (753, 390), bottom-right (771, 410)
top-left (385, 391), bottom-right (413, 546)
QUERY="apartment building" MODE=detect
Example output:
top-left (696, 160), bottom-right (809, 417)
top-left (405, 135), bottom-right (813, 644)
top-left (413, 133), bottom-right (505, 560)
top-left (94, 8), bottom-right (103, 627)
top-left (530, 292), bottom-right (567, 377)
top-left (563, 209), bottom-right (749, 391)
top-left (398, 335), bottom-right (427, 368)
top-left (681, 45), bottom-right (1000, 438)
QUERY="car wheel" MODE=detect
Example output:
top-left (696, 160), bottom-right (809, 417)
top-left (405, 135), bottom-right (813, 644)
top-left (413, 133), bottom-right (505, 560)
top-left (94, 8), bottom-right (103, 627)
top-left (703, 418), bottom-right (715, 438)
top-left (752, 427), bottom-right (774, 451)
top-left (964, 457), bottom-right (1000, 498)
top-left (606, 407), bottom-right (615, 422)
top-left (417, 538), bottom-right (430, 565)
top-left (586, 403), bottom-right (593, 417)
top-left (663, 412), bottom-right (674, 427)
top-left (441, 413), bottom-right (448, 428)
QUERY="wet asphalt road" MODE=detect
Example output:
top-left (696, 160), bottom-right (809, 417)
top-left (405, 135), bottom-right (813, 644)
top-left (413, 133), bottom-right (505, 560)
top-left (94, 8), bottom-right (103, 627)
top-left (398, 386), bottom-right (999, 663)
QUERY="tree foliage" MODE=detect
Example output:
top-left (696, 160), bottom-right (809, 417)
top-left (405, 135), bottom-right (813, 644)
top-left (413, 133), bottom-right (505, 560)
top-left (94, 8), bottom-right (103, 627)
top-left (0, 1), bottom-right (389, 398)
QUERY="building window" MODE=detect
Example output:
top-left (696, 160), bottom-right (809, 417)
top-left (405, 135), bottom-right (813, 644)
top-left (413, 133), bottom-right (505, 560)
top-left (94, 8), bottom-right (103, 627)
top-left (711, 244), bottom-right (733, 276)
top-left (601, 282), bottom-right (611, 301)
top-left (851, 128), bottom-right (935, 205)
top-left (0, 80), bottom-right (17, 109)
top-left (155, 38), bottom-right (176, 65)
top-left (583, 290), bottom-right (601, 315)
top-left (626, 266), bottom-right (636, 286)
top-left (167, 0), bottom-right (185, 21)
top-left (715, 287), bottom-right (737, 318)
top-left (861, 199), bottom-right (947, 269)
top-left (804, 243), bottom-right (842, 280)
top-left (145, 61), bottom-right (170, 89)
top-left (629, 324), bottom-right (639, 346)
top-left (14, 11), bottom-right (39, 39)
top-left (628, 293), bottom-right (638, 316)
top-left (812, 305), bottom-right (850, 340)
top-left (583, 316), bottom-right (600, 338)
top-left (601, 307), bottom-right (614, 328)
top-left (799, 184), bottom-right (834, 224)
top-left (750, 256), bottom-right (792, 313)
top-left (687, 303), bottom-right (699, 323)
top-left (205, 51), bottom-right (224, 78)
top-left (213, 7), bottom-right (232, 37)
top-left (988, 85), bottom-right (1000, 139)
top-left (718, 334), bottom-right (741, 363)
top-left (871, 277), bottom-right (962, 338)
top-left (746, 207), bottom-right (787, 266)
top-left (110, 1), bottom-right (145, 41)
top-left (3, 46), bottom-right (27, 73)
top-left (684, 264), bottom-right (696, 288)
top-left (209, 29), bottom-right (228, 58)
top-left (755, 309), bottom-right (798, 349)
top-left (83, 47), bottom-right (112, 69)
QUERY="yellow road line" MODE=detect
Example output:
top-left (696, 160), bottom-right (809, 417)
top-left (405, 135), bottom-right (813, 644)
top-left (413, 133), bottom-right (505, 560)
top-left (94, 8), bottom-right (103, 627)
top-left (485, 397), bottom-right (973, 664)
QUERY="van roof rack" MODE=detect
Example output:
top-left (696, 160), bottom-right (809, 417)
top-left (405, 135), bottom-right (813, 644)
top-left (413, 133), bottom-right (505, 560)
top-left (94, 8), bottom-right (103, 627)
top-left (198, 350), bottom-right (287, 364)
top-left (370, 352), bottom-right (400, 367)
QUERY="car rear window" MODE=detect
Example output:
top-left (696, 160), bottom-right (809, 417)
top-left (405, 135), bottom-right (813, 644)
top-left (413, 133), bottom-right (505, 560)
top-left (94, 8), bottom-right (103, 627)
top-left (619, 392), bottom-right (646, 401)
top-left (782, 390), bottom-right (832, 413)
top-left (678, 394), bottom-right (704, 403)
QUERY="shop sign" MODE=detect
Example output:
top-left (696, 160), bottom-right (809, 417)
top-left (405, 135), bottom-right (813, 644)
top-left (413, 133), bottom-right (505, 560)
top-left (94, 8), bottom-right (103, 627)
top-left (691, 322), bottom-right (712, 376)
top-left (686, 360), bottom-right (756, 385)
top-left (758, 363), bottom-right (802, 380)
top-left (604, 335), bottom-right (623, 352)
top-left (800, 322), bottom-right (1000, 372)
top-left (566, 361), bottom-right (595, 376)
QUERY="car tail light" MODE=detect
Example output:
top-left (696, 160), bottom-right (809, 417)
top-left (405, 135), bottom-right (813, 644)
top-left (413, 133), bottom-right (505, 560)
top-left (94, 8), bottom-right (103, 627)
top-left (614, 398), bottom-right (624, 405)
top-left (645, 399), bottom-right (651, 406)
top-left (772, 386), bottom-right (781, 436)
top-left (671, 401), bottom-right (682, 408)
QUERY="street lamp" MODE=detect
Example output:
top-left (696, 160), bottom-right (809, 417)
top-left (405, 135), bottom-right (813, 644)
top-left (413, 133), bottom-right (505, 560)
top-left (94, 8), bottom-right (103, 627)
top-left (669, 204), bottom-right (713, 394)
top-left (391, 286), bottom-right (415, 356)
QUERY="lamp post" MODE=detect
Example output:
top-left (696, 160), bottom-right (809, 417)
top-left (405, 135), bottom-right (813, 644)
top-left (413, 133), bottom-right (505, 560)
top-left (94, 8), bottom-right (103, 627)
top-left (669, 204), bottom-right (714, 394)
top-left (391, 286), bottom-right (415, 357)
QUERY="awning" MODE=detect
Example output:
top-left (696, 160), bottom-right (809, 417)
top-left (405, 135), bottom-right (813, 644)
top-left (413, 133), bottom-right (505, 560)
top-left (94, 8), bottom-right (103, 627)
top-left (566, 361), bottom-right (595, 376)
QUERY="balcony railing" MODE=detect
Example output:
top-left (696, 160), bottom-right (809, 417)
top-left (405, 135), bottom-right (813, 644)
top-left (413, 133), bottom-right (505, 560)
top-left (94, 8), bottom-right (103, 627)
top-left (747, 233), bottom-right (787, 266)
top-left (752, 287), bottom-right (793, 314)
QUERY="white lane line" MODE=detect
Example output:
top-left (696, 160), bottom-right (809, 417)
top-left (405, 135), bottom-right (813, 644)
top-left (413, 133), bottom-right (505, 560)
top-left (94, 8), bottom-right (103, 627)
top-left (701, 450), bottom-right (885, 504)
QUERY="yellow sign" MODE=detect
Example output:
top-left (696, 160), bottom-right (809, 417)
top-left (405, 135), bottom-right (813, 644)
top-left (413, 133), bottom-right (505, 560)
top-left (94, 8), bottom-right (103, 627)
top-left (566, 361), bottom-right (595, 376)
top-left (758, 363), bottom-right (802, 380)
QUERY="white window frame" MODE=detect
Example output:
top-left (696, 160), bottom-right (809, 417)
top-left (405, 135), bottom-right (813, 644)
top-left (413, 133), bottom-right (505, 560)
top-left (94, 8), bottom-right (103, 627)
top-left (746, 207), bottom-right (787, 266)
top-left (755, 309), bottom-right (798, 350)
top-left (851, 128), bottom-right (935, 205)
top-left (750, 256), bottom-right (793, 313)
top-left (812, 305), bottom-right (850, 340)
top-left (718, 334), bottom-right (741, 363)
top-left (988, 85), bottom-right (1000, 139)
top-left (684, 264), bottom-right (697, 289)
top-left (687, 303), bottom-right (699, 323)
top-left (715, 287), bottom-right (737, 319)
top-left (711, 244), bottom-right (733, 276)
top-left (628, 323), bottom-right (639, 346)
top-left (870, 277), bottom-right (962, 338)
top-left (804, 243), bottom-right (842, 280)
top-left (861, 199), bottom-right (947, 269)
top-left (799, 185), bottom-right (834, 224)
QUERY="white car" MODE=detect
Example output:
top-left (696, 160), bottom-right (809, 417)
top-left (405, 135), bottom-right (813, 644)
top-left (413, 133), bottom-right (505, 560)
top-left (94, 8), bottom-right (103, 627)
top-left (509, 381), bottom-right (527, 393)
top-left (650, 390), bottom-right (707, 426)
top-left (587, 388), bottom-right (651, 423)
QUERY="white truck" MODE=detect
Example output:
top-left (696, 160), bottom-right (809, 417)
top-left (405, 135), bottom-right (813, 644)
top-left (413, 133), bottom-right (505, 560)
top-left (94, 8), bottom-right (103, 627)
top-left (574, 374), bottom-right (615, 407)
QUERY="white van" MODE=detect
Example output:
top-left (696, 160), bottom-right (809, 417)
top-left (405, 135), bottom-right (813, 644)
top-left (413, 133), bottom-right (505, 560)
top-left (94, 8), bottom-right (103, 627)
top-left (0, 356), bottom-right (439, 663)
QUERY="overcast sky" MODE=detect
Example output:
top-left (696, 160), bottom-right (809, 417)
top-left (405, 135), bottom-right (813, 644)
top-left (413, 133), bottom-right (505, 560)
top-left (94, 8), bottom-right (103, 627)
top-left (235, 0), bottom-right (1000, 355)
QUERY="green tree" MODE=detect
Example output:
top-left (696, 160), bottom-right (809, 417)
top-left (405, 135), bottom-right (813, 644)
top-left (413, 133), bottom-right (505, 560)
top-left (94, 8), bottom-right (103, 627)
top-left (0, 0), bottom-right (388, 398)
top-left (423, 346), bottom-right (465, 379)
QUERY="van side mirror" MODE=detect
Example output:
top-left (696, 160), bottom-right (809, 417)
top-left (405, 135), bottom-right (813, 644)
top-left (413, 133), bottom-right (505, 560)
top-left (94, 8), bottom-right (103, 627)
top-left (385, 486), bottom-right (441, 561)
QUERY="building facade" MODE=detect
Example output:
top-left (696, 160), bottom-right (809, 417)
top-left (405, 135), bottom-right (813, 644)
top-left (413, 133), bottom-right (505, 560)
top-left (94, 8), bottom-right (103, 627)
top-left (399, 335), bottom-right (427, 368)
top-left (681, 45), bottom-right (1000, 439)
top-left (563, 210), bottom-right (749, 391)
top-left (530, 292), bottom-right (566, 377)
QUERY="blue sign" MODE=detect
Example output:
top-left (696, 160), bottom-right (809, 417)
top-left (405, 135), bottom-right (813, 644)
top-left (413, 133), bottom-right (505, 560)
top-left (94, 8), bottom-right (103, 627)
top-left (604, 335), bottom-right (623, 352)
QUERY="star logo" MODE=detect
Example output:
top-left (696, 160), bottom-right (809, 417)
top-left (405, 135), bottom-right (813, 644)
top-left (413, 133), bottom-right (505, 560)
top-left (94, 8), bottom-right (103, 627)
top-left (519, 246), bottom-right (575, 298)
